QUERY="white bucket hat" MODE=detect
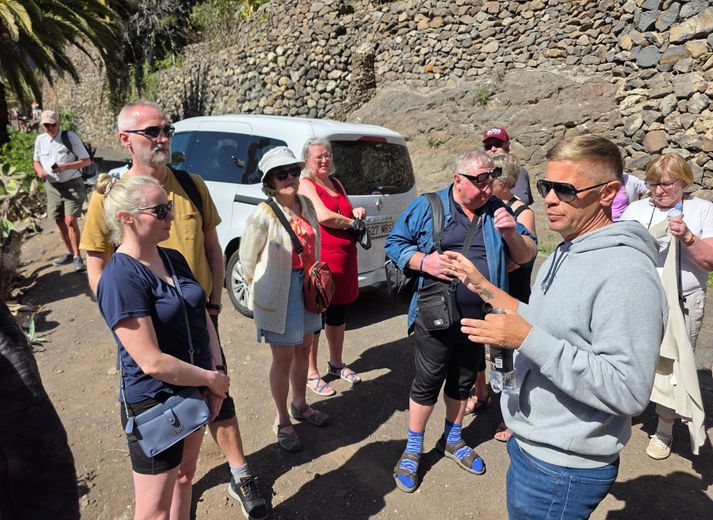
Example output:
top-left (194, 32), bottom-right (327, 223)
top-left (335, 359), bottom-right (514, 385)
top-left (258, 147), bottom-right (304, 182)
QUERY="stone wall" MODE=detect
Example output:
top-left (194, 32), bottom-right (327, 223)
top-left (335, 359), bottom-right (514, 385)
top-left (44, 0), bottom-right (713, 191)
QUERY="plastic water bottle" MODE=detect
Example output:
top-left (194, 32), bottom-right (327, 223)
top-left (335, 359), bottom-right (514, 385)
top-left (482, 303), bottom-right (516, 393)
top-left (489, 346), bottom-right (515, 393)
top-left (667, 203), bottom-right (683, 222)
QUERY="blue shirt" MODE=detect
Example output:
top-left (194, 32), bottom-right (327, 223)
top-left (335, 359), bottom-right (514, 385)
top-left (97, 248), bottom-right (212, 403)
top-left (385, 186), bottom-right (535, 331)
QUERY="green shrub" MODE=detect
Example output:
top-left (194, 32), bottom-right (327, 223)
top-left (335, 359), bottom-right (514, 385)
top-left (0, 129), bottom-right (38, 176)
top-left (427, 137), bottom-right (441, 149)
top-left (59, 111), bottom-right (79, 132)
top-left (474, 86), bottom-right (493, 107)
top-left (0, 162), bottom-right (43, 238)
top-left (190, 0), bottom-right (268, 38)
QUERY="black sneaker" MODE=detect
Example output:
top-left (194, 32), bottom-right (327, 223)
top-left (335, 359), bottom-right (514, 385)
top-left (53, 252), bottom-right (73, 266)
top-left (73, 256), bottom-right (86, 272)
top-left (228, 475), bottom-right (270, 520)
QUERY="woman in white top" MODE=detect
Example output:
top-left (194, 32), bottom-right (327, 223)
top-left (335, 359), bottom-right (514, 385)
top-left (621, 153), bottom-right (713, 460)
top-left (239, 147), bottom-right (330, 452)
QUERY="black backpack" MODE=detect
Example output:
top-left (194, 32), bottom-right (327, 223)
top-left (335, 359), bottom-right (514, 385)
top-left (384, 192), bottom-right (444, 301)
top-left (60, 130), bottom-right (99, 180)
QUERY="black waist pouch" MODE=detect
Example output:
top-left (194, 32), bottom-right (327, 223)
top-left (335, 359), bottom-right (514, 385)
top-left (417, 280), bottom-right (461, 331)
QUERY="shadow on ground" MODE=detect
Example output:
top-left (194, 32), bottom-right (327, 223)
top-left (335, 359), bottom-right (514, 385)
top-left (190, 334), bottom-right (415, 518)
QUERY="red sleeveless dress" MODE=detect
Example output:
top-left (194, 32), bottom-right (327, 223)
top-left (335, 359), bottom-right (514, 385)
top-left (305, 178), bottom-right (359, 305)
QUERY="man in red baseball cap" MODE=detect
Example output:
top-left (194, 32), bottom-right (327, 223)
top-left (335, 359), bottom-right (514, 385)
top-left (482, 127), bottom-right (533, 205)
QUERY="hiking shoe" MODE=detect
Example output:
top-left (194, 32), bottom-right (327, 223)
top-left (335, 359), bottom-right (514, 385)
top-left (53, 252), bottom-right (73, 266)
top-left (228, 475), bottom-right (270, 520)
top-left (73, 256), bottom-right (86, 272)
top-left (646, 434), bottom-right (672, 460)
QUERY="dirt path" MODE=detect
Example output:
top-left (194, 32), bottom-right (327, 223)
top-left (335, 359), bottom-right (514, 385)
top-left (15, 213), bottom-right (713, 520)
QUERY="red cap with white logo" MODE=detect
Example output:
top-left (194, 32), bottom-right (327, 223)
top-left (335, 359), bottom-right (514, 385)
top-left (483, 127), bottom-right (509, 142)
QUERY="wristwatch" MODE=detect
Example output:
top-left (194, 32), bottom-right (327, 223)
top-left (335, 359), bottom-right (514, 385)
top-left (683, 233), bottom-right (696, 247)
top-left (206, 302), bottom-right (222, 312)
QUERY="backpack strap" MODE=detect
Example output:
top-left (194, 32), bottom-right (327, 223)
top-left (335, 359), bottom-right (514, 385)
top-left (60, 131), bottom-right (76, 160)
top-left (171, 168), bottom-right (204, 219)
top-left (423, 192), bottom-right (445, 254)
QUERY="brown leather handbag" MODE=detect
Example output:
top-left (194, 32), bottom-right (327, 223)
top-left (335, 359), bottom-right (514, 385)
top-left (266, 198), bottom-right (335, 313)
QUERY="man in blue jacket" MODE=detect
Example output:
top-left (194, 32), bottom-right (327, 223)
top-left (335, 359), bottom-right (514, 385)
top-left (385, 150), bottom-right (536, 492)
top-left (448, 135), bottom-right (666, 519)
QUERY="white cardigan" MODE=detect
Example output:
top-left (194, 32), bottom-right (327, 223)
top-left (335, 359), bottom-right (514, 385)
top-left (239, 195), bottom-right (321, 334)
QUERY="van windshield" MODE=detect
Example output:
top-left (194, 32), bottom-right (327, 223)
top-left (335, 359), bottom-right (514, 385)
top-left (331, 141), bottom-right (415, 195)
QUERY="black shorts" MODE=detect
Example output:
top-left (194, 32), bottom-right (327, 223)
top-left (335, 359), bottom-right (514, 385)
top-left (120, 396), bottom-right (185, 475)
top-left (409, 313), bottom-right (485, 406)
top-left (323, 303), bottom-right (348, 327)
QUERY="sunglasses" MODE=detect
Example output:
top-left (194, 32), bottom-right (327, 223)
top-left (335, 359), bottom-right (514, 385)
top-left (458, 167), bottom-right (502, 186)
top-left (645, 180), bottom-right (679, 190)
top-left (273, 166), bottom-right (302, 181)
top-left (483, 141), bottom-right (505, 151)
top-left (536, 179), bottom-right (613, 202)
top-left (43, 122), bottom-right (57, 128)
top-left (124, 125), bottom-right (175, 139)
top-left (136, 200), bottom-right (174, 220)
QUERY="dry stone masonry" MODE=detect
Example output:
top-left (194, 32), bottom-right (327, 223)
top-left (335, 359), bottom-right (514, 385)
top-left (45, 0), bottom-right (713, 192)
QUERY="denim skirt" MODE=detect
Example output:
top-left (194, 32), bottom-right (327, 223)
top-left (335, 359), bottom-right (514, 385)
top-left (257, 269), bottom-right (322, 345)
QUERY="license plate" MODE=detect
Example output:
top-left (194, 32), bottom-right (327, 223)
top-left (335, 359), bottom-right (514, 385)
top-left (365, 217), bottom-right (393, 238)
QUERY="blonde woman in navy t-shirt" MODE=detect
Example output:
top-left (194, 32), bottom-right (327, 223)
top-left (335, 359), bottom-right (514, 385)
top-left (95, 175), bottom-right (229, 519)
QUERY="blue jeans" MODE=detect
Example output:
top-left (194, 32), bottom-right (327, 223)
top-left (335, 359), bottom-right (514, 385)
top-left (506, 437), bottom-right (619, 520)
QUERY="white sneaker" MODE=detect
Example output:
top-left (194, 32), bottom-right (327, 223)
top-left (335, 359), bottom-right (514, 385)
top-left (646, 434), bottom-right (672, 460)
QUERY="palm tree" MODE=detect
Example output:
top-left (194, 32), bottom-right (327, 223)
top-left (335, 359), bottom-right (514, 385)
top-left (0, 0), bottom-right (121, 146)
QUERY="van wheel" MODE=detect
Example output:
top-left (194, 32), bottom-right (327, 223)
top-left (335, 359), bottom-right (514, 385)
top-left (226, 250), bottom-right (253, 318)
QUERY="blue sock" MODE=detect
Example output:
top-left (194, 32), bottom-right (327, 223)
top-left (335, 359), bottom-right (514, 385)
top-left (230, 463), bottom-right (252, 481)
top-left (443, 419), bottom-right (484, 473)
top-left (396, 429), bottom-right (424, 489)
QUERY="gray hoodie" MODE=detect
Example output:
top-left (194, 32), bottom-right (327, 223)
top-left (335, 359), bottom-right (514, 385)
top-left (507, 221), bottom-right (667, 468)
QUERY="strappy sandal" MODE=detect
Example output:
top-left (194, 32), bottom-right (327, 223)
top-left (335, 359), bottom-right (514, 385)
top-left (436, 437), bottom-right (486, 475)
top-left (290, 403), bottom-right (330, 427)
top-left (273, 422), bottom-right (301, 452)
top-left (393, 452), bottom-right (420, 493)
top-left (327, 361), bottom-right (361, 384)
top-left (306, 376), bottom-right (336, 396)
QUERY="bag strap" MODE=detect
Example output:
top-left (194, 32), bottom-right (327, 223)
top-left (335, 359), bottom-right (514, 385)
top-left (423, 191), bottom-right (479, 256)
top-left (120, 248), bottom-right (198, 429)
top-left (266, 197), bottom-right (305, 253)
top-left (423, 192), bottom-right (445, 253)
top-left (172, 168), bottom-right (204, 219)
top-left (60, 131), bottom-right (77, 160)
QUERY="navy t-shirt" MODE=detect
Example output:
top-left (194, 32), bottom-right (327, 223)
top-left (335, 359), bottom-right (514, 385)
top-left (422, 189), bottom-right (492, 320)
top-left (97, 248), bottom-right (212, 403)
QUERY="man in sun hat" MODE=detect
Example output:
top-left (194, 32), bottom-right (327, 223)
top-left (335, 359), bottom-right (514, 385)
top-left (33, 110), bottom-right (90, 272)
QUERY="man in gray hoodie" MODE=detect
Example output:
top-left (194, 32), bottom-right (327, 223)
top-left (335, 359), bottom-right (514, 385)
top-left (446, 134), bottom-right (666, 519)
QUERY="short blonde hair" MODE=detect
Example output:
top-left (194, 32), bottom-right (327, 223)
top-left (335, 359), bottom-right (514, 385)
top-left (490, 153), bottom-right (520, 189)
top-left (98, 174), bottom-right (160, 244)
top-left (546, 134), bottom-right (623, 182)
top-left (645, 153), bottom-right (693, 188)
top-left (302, 138), bottom-right (335, 178)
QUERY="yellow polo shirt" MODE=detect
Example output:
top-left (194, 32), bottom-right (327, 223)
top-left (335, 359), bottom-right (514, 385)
top-left (80, 169), bottom-right (221, 297)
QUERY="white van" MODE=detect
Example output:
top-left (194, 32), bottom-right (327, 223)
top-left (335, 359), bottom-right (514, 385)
top-left (170, 114), bottom-right (417, 316)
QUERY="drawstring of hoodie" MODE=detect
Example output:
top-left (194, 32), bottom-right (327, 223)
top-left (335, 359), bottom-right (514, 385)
top-left (540, 242), bottom-right (571, 294)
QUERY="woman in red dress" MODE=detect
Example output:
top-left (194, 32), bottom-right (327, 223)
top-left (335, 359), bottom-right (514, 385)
top-left (298, 138), bottom-right (366, 396)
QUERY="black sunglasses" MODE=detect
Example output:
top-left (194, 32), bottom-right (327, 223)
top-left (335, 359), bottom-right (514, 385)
top-left (273, 166), bottom-right (302, 181)
top-left (43, 122), bottom-right (57, 128)
top-left (458, 167), bottom-right (502, 186)
top-left (136, 200), bottom-right (174, 220)
top-left (483, 141), bottom-right (504, 151)
top-left (536, 179), bottom-right (613, 202)
top-left (124, 125), bottom-right (175, 139)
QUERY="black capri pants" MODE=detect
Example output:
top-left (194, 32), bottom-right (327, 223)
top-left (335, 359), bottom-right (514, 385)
top-left (409, 313), bottom-right (485, 406)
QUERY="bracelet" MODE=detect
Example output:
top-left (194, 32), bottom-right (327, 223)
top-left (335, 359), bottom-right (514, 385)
top-left (684, 233), bottom-right (696, 247)
top-left (206, 302), bottom-right (222, 312)
top-left (215, 364), bottom-right (226, 373)
top-left (419, 253), bottom-right (426, 272)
